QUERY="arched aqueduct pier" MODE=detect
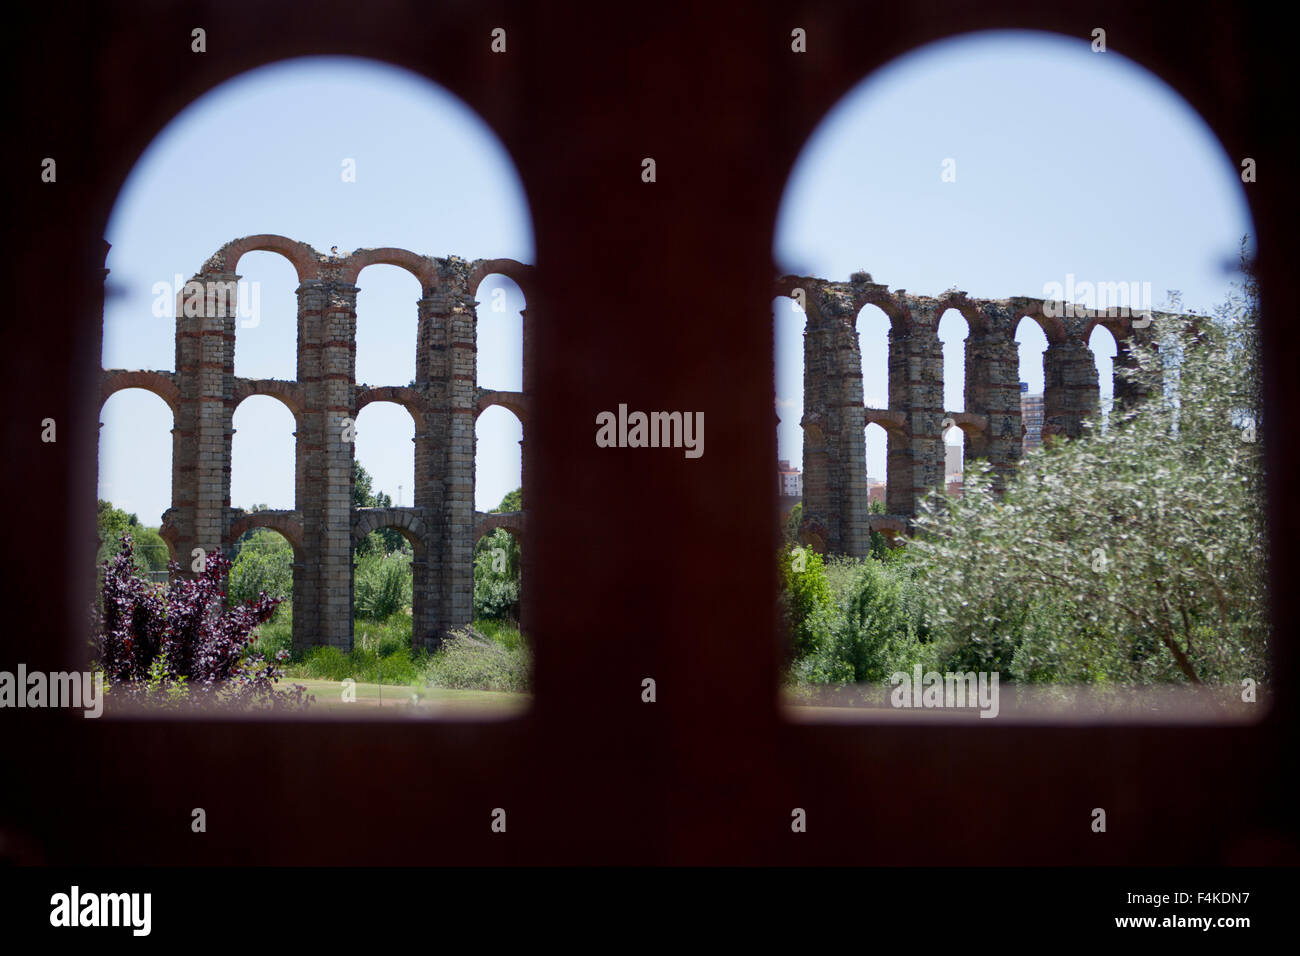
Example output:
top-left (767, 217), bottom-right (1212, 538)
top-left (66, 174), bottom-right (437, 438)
top-left (779, 273), bottom-right (1163, 555)
top-left (100, 235), bottom-right (533, 651)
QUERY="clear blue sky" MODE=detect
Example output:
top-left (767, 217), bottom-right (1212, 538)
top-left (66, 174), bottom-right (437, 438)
top-left (100, 34), bottom-right (1255, 523)
top-left (773, 29), bottom-right (1253, 481)
top-left (99, 57), bottom-right (534, 525)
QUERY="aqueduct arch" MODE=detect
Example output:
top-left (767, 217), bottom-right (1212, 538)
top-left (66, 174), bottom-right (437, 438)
top-left (100, 236), bottom-right (535, 651)
top-left (784, 272), bottom-right (1165, 556)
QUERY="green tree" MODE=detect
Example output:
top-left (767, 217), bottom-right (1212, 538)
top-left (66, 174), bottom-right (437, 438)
top-left (492, 487), bottom-right (522, 513)
top-left (352, 460), bottom-right (405, 555)
top-left (779, 544), bottom-right (833, 663)
top-left (473, 488), bottom-right (523, 621)
top-left (96, 500), bottom-right (170, 573)
top-left (907, 268), bottom-right (1267, 686)
top-left (97, 499), bottom-right (137, 556)
top-left (782, 501), bottom-right (803, 550)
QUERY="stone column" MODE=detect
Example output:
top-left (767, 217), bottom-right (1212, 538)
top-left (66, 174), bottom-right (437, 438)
top-left (294, 276), bottom-right (359, 650)
top-left (966, 306), bottom-right (1022, 494)
top-left (799, 284), bottom-right (869, 556)
top-left (800, 298), bottom-right (833, 552)
top-left (520, 305), bottom-right (532, 396)
top-left (319, 281), bottom-right (359, 649)
top-left (171, 271), bottom-right (236, 578)
top-left (445, 269), bottom-right (477, 629)
top-left (410, 553), bottom-right (433, 646)
top-left (291, 280), bottom-right (322, 649)
top-left (418, 258), bottom-right (477, 636)
top-left (886, 309), bottom-right (944, 516)
top-left (410, 294), bottom-right (444, 646)
top-left (1043, 332), bottom-right (1099, 441)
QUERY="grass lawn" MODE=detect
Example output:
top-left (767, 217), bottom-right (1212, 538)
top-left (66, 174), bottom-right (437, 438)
top-left (282, 677), bottom-right (529, 716)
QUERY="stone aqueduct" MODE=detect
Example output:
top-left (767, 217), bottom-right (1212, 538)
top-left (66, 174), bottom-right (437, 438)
top-left (99, 236), bottom-right (1160, 650)
top-left (776, 273), bottom-right (1160, 555)
top-left (100, 234), bottom-right (533, 650)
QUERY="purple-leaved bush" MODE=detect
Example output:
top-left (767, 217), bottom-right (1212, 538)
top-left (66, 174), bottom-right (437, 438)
top-left (94, 534), bottom-right (313, 710)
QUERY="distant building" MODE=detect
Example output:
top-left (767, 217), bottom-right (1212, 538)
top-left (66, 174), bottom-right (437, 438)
top-left (1020, 381), bottom-right (1044, 454)
top-left (945, 444), bottom-right (962, 480)
top-left (945, 443), bottom-right (963, 497)
top-left (777, 459), bottom-right (803, 498)
top-left (867, 480), bottom-right (887, 506)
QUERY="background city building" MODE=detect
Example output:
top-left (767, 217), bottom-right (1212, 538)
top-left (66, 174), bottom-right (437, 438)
top-left (1021, 381), bottom-right (1044, 454)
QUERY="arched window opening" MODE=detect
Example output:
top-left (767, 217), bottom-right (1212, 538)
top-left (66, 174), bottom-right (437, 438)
top-left (355, 264), bottom-right (422, 389)
top-left (97, 388), bottom-right (174, 580)
top-left (1015, 317), bottom-right (1049, 456)
top-left (476, 273), bottom-right (525, 394)
top-left (232, 395), bottom-right (296, 511)
top-left (231, 250), bottom-right (300, 381)
top-left (1088, 324), bottom-right (1119, 431)
top-left (938, 309), bottom-right (969, 415)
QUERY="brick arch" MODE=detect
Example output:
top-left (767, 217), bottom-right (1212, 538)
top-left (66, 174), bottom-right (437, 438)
top-left (469, 258), bottom-right (534, 303)
top-left (1009, 298), bottom-right (1067, 345)
top-left (854, 288), bottom-right (909, 334)
top-left (342, 248), bottom-right (437, 292)
top-left (942, 411), bottom-right (988, 437)
top-left (475, 390), bottom-right (527, 424)
top-left (1082, 314), bottom-right (1131, 345)
top-left (100, 369), bottom-right (180, 415)
top-left (226, 511), bottom-right (305, 553)
top-left (203, 234), bottom-right (322, 284)
top-left (864, 408), bottom-right (907, 435)
top-left (772, 275), bottom-right (806, 303)
top-left (351, 508), bottom-right (429, 551)
top-left (354, 386), bottom-right (429, 432)
top-left (474, 510), bottom-right (523, 542)
top-left (232, 388), bottom-right (301, 428)
top-left (232, 379), bottom-right (306, 422)
top-left (933, 298), bottom-right (980, 334)
top-left (868, 514), bottom-right (908, 538)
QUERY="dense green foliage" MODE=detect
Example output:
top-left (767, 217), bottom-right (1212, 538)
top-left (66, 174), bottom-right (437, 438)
top-left (96, 500), bottom-right (169, 574)
top-left (782, 549), bottom-right (932, 687)
top-left (227, 527), bottom-right (294, 605)
top-left (472, 488), bottom-right (522, 621)
top-left (354, 550), bottom-right (413, 620)
top-left (352, 460), bottom-right (405, 555)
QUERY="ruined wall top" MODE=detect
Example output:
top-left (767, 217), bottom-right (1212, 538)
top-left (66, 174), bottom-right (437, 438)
top-left (775, 272), bottom-right (1178, 344)
top-left (198, 234), bottom-right (533, 300)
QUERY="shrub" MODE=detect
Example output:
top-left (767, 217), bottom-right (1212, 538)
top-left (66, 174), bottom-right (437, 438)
top-left (785, 554), bottom-right (933, 686)
top-left (473, 529), bottom-right (520, 621)
top-left (228, 540), bottom-right (293, 605)
top-left (93, 534), bottom-right (312, 710)
top-left (354, 551), bottom-right (412, 620)
top-left (424, 628), bottom-right (531, 693)
top-left (779, 545), bottom-right (833, 662)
